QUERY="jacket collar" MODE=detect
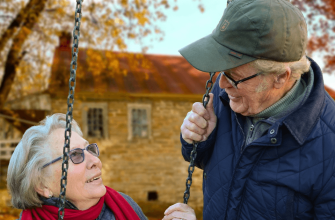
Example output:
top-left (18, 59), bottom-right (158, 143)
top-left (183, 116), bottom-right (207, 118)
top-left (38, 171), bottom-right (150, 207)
top-left (219, 57), bottom-right (325, 145)
top-left (282, 58), bottom-right (325, 145)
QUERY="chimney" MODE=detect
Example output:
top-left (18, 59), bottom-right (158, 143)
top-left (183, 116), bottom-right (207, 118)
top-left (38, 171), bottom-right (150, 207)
top-left (58, 32), bottom-right (72, 51)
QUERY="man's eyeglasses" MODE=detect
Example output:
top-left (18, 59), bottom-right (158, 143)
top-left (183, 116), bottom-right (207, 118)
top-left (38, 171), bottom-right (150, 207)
top-left (41, 143), bottom-right (99, 169)
top-left (221, 71), bottom-right (263, 88)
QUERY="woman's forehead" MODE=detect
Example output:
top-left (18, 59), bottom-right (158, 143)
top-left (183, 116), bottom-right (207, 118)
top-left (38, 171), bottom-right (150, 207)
top-left (49, 128), bottom-right (87, 150)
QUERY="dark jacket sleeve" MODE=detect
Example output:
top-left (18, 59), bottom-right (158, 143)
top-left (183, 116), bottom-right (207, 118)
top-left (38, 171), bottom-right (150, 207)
top-left (313, 141), bottom-right (335, 218)
top-left (313, 162), bottom-right (335, 218)
top-left (181, 76), bottom-right (221, 169)
top-left (181, 126), bottom-right (218, 169)
top-left (119, 192), bottom-right (148, 220)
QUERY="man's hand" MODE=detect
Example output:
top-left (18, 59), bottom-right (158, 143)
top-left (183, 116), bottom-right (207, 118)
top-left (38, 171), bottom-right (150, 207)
top-left (181, 93), bottom-right (217, 144)
top-left (162, 203), bottom-right (196, 220)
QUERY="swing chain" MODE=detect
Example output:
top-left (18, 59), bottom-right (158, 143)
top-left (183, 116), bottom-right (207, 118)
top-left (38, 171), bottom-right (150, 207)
top-left (183, 72), bottom-right (216, 204)
top-left (58, 0), bottom-right (83, 219)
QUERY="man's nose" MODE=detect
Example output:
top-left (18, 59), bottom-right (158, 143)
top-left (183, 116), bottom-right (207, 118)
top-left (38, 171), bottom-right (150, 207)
top-left (219, 74), bottom-right (234, 89)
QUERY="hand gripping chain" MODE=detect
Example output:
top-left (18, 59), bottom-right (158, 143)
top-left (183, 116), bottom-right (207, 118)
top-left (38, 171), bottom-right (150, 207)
top-left (183, 72), bottom-right (216, 204)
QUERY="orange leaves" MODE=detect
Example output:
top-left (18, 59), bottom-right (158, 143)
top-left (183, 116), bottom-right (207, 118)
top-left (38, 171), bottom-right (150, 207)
top-left (134, 9), bottom-right (150, 26)
top-left (127, 33), bottom-right (136, 39)
top-left (116, 38), bottom-right (127, 50)
top-left (84, 50), bottom-right (154, 88)
top-left (291, 0), bottom-right (335, 74)
top-left (198, 4), bottom-right (204, 13)
top-left (160, 0), bottom-right (170, 8)
top-left (86, 49), bottom-right (106, 77)
top-left (114, 18), bottom-right (124, 25)
top-left (121, 0), bottom-right (128, 7)
top-left (111, 28), bottom-right (122, 38)
top-left (307, 35), bottom-right (330, 52)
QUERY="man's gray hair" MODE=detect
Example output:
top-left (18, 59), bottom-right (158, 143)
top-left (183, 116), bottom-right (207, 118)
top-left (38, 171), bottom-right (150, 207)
top-left (250, 55), bottom-right (311, 79)
top-left (7, 113), bottom-right (82, 209)
top-left (249, 55), bottom-right (310, 93)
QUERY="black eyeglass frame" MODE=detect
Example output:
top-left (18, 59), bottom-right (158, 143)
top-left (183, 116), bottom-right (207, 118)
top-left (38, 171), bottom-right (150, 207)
top-left (41, 143), bottom-right (99, 169)
top-left (221, 71), bottom-right (263, 88)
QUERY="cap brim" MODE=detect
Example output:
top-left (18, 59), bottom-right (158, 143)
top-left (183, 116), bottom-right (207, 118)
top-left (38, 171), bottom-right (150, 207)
top-left (179, 34), bottom-right (257, 72)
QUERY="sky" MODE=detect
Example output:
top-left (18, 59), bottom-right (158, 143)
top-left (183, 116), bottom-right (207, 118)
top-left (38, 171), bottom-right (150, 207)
top-left (126, 0), bottom-right (335, 90)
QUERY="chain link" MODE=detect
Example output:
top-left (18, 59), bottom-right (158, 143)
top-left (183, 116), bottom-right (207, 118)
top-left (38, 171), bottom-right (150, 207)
top-left (58, 0), bottom-right (82, 219)
top-left (183, 72), bottom-right (216, 204)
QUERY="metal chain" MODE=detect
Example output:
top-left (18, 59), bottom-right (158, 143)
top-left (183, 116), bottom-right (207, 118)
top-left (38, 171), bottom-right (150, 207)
top-left (58, 1), bottom-right (83, 219)
top-left (183, 72), bottom-right (216, 204)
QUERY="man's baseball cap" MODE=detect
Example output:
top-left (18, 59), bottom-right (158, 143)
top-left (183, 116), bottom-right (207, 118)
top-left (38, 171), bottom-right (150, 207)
top-left (179, 0), bottom-right (307, 72)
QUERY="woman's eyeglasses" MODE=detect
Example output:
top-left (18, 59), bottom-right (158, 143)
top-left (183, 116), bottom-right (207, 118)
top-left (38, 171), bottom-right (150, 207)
top-left (41, 143), bottom-right (99, 169)
top-left (221, 71), bottom-right (263, 88)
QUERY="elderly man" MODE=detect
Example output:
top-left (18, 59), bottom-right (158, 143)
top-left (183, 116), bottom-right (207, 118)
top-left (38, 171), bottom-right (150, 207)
top-left (163, 0), bottom-right (335, 219)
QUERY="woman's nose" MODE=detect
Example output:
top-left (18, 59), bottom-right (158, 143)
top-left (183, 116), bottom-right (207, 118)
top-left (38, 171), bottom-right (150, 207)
top-left (85, 150), bottom-right (101, 169)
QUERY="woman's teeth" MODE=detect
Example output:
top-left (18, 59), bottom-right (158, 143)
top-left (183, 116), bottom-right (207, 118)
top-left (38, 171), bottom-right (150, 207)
top-left (86, 176), bottom-right (100, 183)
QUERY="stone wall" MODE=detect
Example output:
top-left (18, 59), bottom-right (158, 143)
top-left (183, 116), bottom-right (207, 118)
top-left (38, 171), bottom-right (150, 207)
top-left (50, 96), bottom-right (205, 212)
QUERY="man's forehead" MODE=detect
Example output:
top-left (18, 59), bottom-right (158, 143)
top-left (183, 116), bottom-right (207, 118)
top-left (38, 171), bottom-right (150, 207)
top-left (231, 63), bottom-right (255, 72)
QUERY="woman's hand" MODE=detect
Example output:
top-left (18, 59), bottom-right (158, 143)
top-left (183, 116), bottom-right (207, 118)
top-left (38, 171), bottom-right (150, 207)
top-left (162, 203), bottom-right (197, 220)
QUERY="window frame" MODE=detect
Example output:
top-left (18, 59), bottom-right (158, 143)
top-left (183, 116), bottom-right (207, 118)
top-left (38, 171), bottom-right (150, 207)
top-left (82, 102), bottom-right (108, 139)
top-left (127, 103), bottom-right (152, 141)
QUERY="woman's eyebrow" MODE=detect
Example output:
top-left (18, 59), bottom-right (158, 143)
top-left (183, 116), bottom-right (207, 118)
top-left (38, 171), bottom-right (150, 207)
top-left (70, 141), bottom-right (89, 150)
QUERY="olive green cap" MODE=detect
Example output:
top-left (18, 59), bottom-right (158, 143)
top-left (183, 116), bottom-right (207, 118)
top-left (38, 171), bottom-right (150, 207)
top-left (179, 0), bottom-right (307, 72)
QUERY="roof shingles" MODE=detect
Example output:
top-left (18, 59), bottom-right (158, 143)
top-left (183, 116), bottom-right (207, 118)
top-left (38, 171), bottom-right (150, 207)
top-left (49, 43), bottom-right (335, 100)
top-left (49, 46), bottom-right (218, 95)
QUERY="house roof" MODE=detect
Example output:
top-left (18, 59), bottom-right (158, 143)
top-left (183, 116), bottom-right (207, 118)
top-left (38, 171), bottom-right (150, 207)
top-left (49, 45), bottom-right (218, 97)
top-left (48, 33), bottom-right (335, 100)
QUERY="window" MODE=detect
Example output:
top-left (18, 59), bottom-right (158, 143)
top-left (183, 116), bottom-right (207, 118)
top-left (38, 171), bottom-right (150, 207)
top-left (82, 103), bottom-right (108, 139)
top-left (87, 108), bottom-right (104, 138)
top-left (128, 103), bottom-right (151, 140)
top-left (132, 109), bottom-right (148, 137)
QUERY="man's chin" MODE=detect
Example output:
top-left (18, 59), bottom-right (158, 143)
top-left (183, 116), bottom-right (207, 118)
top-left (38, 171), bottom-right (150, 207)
top-left (229, 101), bottom-right (248, 115)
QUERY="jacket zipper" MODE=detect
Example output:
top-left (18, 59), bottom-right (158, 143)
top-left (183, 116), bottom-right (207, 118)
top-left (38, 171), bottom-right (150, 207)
top-left (234, 112), bottom-right (246, 153)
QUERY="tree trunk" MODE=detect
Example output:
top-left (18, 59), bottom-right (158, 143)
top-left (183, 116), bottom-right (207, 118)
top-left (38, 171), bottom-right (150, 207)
top-left (0, 0), bottom-right (48, 109)
top-left (0, 0), bottom-right (44, 52)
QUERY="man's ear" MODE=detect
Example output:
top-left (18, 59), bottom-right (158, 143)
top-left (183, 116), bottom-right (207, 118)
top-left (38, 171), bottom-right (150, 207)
top-left (274, 67), bottom-right (291, 89)
top-left (35, 183), bottom-right (53, 198)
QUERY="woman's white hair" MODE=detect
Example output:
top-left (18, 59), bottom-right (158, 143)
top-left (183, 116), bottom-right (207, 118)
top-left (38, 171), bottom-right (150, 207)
top-left (7, 113), bottom-right (82, 209)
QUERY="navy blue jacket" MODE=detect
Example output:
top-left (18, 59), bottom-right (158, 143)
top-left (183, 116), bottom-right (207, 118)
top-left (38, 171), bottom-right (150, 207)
top-left (181, 59), bottom-right (335, 219)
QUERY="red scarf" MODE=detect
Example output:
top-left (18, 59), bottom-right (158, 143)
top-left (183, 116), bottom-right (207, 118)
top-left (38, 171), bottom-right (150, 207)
top-left (21, 186), bottom-right (141, 220)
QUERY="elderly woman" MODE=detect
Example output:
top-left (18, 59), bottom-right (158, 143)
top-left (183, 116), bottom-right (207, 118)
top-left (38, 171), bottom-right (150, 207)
top-left (7, 113), bottom-right (147, 220)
